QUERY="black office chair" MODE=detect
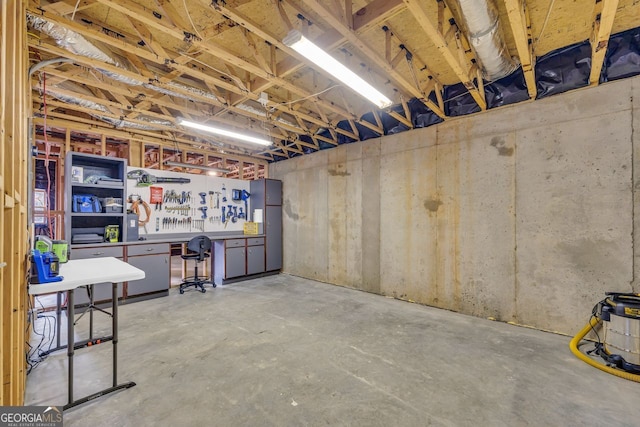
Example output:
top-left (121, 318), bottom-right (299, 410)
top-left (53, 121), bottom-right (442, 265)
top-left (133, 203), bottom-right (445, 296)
top-left (179, 235), bottom-right (215, 294)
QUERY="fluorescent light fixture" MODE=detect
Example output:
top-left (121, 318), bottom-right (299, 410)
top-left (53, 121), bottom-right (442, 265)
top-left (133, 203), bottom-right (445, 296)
top-left (283, 30), bottom-right (393, 109)
top-left (165, 161), bottom-right (229, 175)
top-left (177, 118), bottom-right (272, 146)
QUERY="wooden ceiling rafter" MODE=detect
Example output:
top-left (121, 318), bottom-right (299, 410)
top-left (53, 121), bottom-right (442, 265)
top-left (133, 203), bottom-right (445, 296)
top-left (222, 0), bottom-right (406, 135)
top-left (30, 39), bottom-right (328, 148)
top-left (28, 0), bottom-right (640, 164)
top-left (32, 114), bottom-right (274, 162)
top-left (93, 0), bottom-right (358, 123)
top-left (34, 87), bottom-right (277, 159)
top-left (36, 97), bottom-right (268, 155)
top-left (382, 22), bottom-right (443, 95)
top-left (504, 0), bottom-right (536, 99)
top-left (296, 0), bottom-right (447, 118)
top-left (38, 91), bottom-right (174, 130)
top-left (38, 68), bottom-right (221, 123)
top-left (29, 7), bottom-right (346, 147)
top-left (403, 0), bottom-right (487, 111)
top-left (352, 0), bottom-right (405, 33)
top-left (42, 0), bottom-right (98, 15)
top-left (203, 0), bottom-right (366, 144)
top-left (589, 0), bottom-right (620, 86)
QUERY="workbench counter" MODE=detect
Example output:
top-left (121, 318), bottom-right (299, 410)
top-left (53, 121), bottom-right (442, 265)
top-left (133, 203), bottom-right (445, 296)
top-left (70, 233), bottom-right (265, 248)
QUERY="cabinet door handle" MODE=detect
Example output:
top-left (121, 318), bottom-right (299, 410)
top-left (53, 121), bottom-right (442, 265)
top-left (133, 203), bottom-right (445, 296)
top-left (146, 248), bottom-right (154, 252)
top-left (92, 251), bottom-right (104, 256)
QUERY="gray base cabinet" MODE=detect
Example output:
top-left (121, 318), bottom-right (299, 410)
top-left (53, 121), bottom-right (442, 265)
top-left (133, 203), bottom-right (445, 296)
top-left (69, 243), bottom-right (169, 305)
top-left (213, 237), bottom-right (266, 285)
top-left (225, 246), bottom-right (246, 278)
top-left (247, 244), bottom-right (265, 275)
top-left (126, 243), bottom-right (170, 296)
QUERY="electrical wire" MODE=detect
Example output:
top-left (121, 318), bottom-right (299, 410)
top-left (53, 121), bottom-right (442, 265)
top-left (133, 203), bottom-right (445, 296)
top-left (182, 0), bottom-right (204, 41)
top-left (272, 84), bottom-right (341, 109)
top-left (71, 0), bottom-right (82, 21)
top-left (26, 295), bottom-right (57, 374)
top-left (178, 54), bottom-right (248, 92)
top-left (41, 73), bottom-right (55, 238)
top-left (536, 0), bottom-right (556, 45)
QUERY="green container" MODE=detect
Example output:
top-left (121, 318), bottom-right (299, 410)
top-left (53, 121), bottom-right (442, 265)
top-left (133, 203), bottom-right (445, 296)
top-left (34, 236), bottom-right (53, 253)
top-left (52, 240), bottom-right (69, 263)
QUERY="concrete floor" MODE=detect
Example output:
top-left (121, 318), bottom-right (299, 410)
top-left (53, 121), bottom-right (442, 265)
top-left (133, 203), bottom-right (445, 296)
top-left (26, 274), bottom-right (640, 426)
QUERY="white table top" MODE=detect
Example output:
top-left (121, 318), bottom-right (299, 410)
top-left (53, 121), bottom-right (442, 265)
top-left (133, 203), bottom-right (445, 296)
top-left (29, 257), bottom-right (145, 295)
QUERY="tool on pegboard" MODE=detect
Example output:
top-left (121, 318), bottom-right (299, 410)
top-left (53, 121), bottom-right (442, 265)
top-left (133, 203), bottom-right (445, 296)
top-left (150, 186), bottom-right (163, 211)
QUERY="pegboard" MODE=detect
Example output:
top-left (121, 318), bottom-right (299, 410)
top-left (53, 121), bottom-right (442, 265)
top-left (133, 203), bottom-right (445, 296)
top-left (126, 166), bottom-right (251, 236)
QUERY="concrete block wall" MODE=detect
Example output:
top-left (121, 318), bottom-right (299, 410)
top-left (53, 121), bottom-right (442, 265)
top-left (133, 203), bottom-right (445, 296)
top-left (269, 76), bottom-right (640, 335)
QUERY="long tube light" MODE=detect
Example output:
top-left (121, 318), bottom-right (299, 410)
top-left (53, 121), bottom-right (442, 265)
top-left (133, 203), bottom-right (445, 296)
top-left (165, 161), bottom-right (229, 175)
top-left (283, 30), bottom-right (393, 109)
top-left (177, 118), bottom-right (272, 146)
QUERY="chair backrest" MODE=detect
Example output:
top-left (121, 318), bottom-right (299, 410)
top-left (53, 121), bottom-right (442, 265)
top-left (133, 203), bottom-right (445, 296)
top-left (186, 235), bottom-right (211, 261)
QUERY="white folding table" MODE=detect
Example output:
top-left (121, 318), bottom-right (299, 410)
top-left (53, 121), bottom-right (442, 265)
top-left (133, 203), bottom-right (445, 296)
top-left (29, 257), bottom-right (145, 410)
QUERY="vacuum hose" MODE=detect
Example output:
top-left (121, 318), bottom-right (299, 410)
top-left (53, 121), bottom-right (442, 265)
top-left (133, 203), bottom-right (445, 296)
top-left (569, 316), bottom-right (640, 382)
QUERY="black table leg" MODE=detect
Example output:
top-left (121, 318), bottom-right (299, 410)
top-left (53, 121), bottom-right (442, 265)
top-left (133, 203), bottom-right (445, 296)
top-left (63, 282), bottom-right (135, 411)
top-left (89, 284), bottom-right (94, 341)
top-left (66, 289), bottom-right (74, 407)
top-left (112, 281), bottom-right (117, 386)
top-left (56, 291), bottom-right (61, 349)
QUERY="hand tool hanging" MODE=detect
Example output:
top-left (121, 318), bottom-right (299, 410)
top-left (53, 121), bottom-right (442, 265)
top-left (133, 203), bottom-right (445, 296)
top-left (150, 186), bottom-right (163, 211)
top-left (127, 170), bottom-right (191, 187)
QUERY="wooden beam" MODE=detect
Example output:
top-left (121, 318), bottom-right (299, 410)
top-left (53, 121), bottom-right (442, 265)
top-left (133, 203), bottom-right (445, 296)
top-left (403, 0), bottom-right (486, 110)
top-left (589, 0), bottom-right (619, 85)
top-left (95, 0), bottom-right (356, 121)
top-left (30, 8), bottom-right (352, 139)
top-left (238, 28), bottom-right (272, 74)
top-left (43, 0), bottom-right (97, 15)
top-left (29, 41), bottom-right (321, 142)
top-left (352, 0), bottom-right (403, 33)
top-left (503, 0), bottom-right (536, 98)
top-left (127, 15), bottom-right (170, 59)
top-left (299, 0), bottom-right (440, 109)
top-left (32, 116), bottom-right (272, 162)
top-left (389, 110), bottom-right (412, 128)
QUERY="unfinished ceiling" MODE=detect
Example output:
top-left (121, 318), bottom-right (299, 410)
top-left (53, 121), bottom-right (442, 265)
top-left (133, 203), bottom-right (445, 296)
top-left (27, 0), bottom-right (640, 162)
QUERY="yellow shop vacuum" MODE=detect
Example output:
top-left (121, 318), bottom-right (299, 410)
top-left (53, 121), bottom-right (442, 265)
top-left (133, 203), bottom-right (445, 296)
top-left (570, 293), bottom-right (640, 382)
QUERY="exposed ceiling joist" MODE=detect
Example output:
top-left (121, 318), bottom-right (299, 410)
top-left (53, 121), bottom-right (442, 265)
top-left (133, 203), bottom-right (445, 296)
top-left (504, 0), bottom-right (536, 99)
top-left (403, 0), bottom-right (486, 110)
top-left (27, 0), bottom-right (640, 163)
top-left (298, 0), bottom-right (447, 117)
top-left (94, 0), bottom-right (357, 122)
top-left (589, 0), bottom-right (620, 85)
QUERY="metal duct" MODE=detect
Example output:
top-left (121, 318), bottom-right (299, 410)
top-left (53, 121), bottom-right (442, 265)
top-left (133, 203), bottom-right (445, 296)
top-left (27, 14), bottom-right (120, 66)
top-left (27, 13), bottom-right (222, 103)
top-left (451, 0), bottom-right (518, 81)
top-left (165, 81), bottom-right (223, 103)
top-left (46, 86), bottom-right (172, 130)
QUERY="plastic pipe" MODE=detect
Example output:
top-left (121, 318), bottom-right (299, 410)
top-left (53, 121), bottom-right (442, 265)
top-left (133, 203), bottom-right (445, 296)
top-left (569, 316), bottom-right (640, 382)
